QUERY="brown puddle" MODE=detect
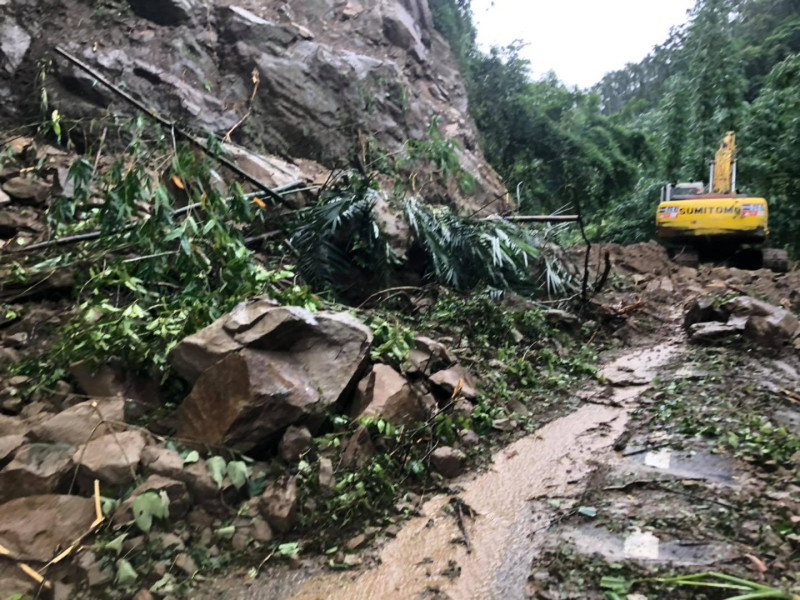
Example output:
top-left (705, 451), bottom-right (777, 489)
top-left (216, 342), bottom-right (681, 600)
top-left (287, 405), bottom-right (628, 600)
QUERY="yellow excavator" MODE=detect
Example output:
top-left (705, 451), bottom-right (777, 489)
top-left (655, 132), bottom-right (788, 271)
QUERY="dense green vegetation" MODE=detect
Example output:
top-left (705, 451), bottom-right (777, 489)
top-left (430, 0), bottom-right (800, 255)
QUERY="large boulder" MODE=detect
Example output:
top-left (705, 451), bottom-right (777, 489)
top-left (175, 306), bottom-right (372, 451)
top-left (350, 364), bottom-right (428, 425)
top-left (722, 296), bottom-right (799, 348)
top-left (0, 494), bottom-right (96, 562)
top-left (0, 443), bottom-right (74, 503)
top-left (684, 297), bottom-right (728, 329)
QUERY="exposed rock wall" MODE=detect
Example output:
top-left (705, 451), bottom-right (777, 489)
top-left (0, 0), bottom-right (506, 212)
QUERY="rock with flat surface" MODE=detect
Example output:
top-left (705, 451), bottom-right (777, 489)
top-left (73, 430), bottom-right (147, 489)
top-left (0, 443), bottom-right (74, 503)
top-left (351, 364), bottom-right (428, 425)
top-left (722, 296), bottom-right (799, 348)
top-left (0, 434), bottom-right (26, 464)
top-left (429, 365), bottom-right (478, 400)
top-left (30, 399), bottom-right (124, 445)
top-left (168, 315), bottom-right (244, 383)
top-left (259, 477), bottom-right (298, 532)
top-left (0, 494), bottom-right (95, 561)
top-left (688, 321), bottom-right (741, 344)
top-left (1, 176), bottom-right (50, 206)
top-left (430, 446), bottom-right (467, 478)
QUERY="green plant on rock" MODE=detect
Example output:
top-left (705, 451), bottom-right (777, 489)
top-left (290, 172), bottom-right (397, 294)
top-left (367, 316), bottom-right (414, 365)
top-left (9, 119), bottom-right (307, 390)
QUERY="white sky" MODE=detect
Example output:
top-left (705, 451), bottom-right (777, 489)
top-left (471, 0), bottom-right (696, 89)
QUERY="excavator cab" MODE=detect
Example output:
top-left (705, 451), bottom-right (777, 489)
top-left (655, 132), bottom-right (788, 271)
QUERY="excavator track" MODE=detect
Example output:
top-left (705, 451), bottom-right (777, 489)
top-left (762, 248), bottom-right (789, 273)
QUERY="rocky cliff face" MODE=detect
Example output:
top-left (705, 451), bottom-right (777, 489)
top-left (0, 0), bottom-right (505, 211)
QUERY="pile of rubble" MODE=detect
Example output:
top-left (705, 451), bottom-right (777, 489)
top-left (685, 295), bottom-right (800, 349)
top-left (0, 294), bottom-right (479, 597)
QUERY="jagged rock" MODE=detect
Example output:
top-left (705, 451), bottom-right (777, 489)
top-left (1, 176), bottom-right (50, 206)
top-left (230, 306), bottom-right (318, 348)
top-left (0, 494), bottom-right (95, 561)
top-left (222, 297), bottom-right (280, 334)
top-left (318, 457), bottom-right (335, 490)
top-left (0, 414), bottom-right (25, 436)
top-left (430, 446), bottom-right (467, 478)
top-left (451, 398), bottom-right (475, 419)
top-left (429, 365), bottom-right (478, 400)
top-left (223, 6), bottom-right (298, 47)
top-left (127, 0), bottom-right (199, 26)
top-left (140, 445), bottom-right (217, 504)
top-left (0, 206), bottom-right (44, 237)
top-left (258, 477), bottom-right (298, 532)
top-left (350, 364), bottom-right (428, 425)
top-left (382, 1), bottom-right (427, 61)
top-left (723, 296), bottom-right (799, 348)
top-left (341, 424), bottom-right (374, 469)
top-left (113, 475), bottom-right (190, 525)
top-left (168, 314), bottom-right (243, 384)
top-left (0, 443), bottom-right (74, 503)
top-left (406, 335), bottom-right (454, 375)
top-left (176, 308), bottom-right (371, 451)
top-left (0, 21), bottom-right (31, 75)
top-left (279, 426), bottom-right (313, 462)
top-left (0, 434), bottom-right (27, 464)
top-left (684, 297), bottom-right (728, 329)
top-left (73, 430), bottom-right (147, 489)
top-left (688, 321), bottom-right (741, 344)
top-left (30, 399), bottom-right (124, 445)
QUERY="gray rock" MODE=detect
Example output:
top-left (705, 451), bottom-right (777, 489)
top-left (0, 434), bottom-right (27, 464)
top-left (382, 2), bottom-right (427, 61)
top-left (430, 446), bottom-right (467, 478)
top-left (0, 22), bottom-right (31, 75)
top-left (684, 296), bottom-right (728, 329)
top-left (688, 321), bottom-right (741, 344)
top-left (127, 0), bottom-right (199, 25)
top-left (318, 457), bottom-right (335, 490)
top-left (140, 445), bottom-right (217, 504)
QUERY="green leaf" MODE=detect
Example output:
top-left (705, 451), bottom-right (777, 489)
top-left (183, 450), bottom-right (200, 465)
top-left (104, 533), bottom-right (128, 556)
top-left (149, 573), bottom-right (176, 594)
top-left (215, 525), bottom-right (236, 540)
top-left (115, 559), bottom-right (138, 585)
top-left (132, 491), bottom-right (168, 533)
top-left (278, 542), bottom-right (301, 558)
top-left (206, 455), bottom-right (227, 488)
top-left (226, 460), bottom-right (250, 490)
